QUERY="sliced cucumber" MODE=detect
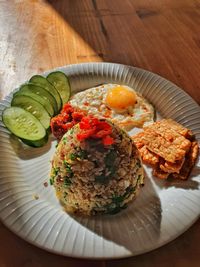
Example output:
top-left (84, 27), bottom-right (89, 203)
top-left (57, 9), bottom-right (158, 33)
top-left (29, 75), bottom-right (62, 112)
top-left (2, 107), bottom-right (47, 147)
top-left (16, 83), bottom-right (55, 116)
top-left (11, 95), bottom-right (51, 130)
top-left (47, 71), bottom-right (71, 106)
top-left (21, 134), bottom-right (48, 147)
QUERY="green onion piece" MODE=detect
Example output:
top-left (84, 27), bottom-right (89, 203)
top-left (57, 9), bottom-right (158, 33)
top-left (64, 178), bottom-right (72, 186)
top-left (62, 137), bottom-right (67, 144)
top-left (63, 160), bottom-right (74, 177)
top-left (70, 153), bottom-right (77, 160)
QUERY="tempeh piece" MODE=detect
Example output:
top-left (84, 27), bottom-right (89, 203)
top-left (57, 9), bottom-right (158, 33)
top-left (132, 132), bottom-right (145, 149)
top-left (132, 133), bottom-right (159, 165)
top-left (153, 166), bottom-right (169, 179)
top-left (159, 158), bottom-right (185, 173)
top-left (144, 122), bottom-right (191, 152)
top-left (139, 145), bottom-right (159, 165)
top-left (139, 127), bottom-right (191, 162)
top-left (159, 119), bottom-right (193, 139)
top-left (132, 119), bottom-right (198, 180)
top-left (172, 141), bottom-right (199, 180)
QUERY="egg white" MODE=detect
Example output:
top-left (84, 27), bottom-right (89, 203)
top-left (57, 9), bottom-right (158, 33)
top-left (69, 84), bottom-right (155, 130)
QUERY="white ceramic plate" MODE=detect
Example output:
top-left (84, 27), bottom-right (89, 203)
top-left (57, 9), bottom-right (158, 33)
top-left (0, 63), bottom-right (200, 259)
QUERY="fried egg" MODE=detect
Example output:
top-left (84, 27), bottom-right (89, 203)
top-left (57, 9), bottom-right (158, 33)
top-left (69, 84), bottom-right (155, 130)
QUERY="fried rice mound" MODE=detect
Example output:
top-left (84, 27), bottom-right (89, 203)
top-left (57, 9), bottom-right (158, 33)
top-left (50, 117), bottom-right (144, 215)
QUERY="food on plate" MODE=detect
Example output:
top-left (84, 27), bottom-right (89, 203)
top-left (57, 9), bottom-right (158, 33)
top-left (2, 71), bottom-right (71, 147)
top-left (69, 84), bottom-right (154, 130)
top-left (50, 103), bottom-right (86, 141)
top-left (30, 75), bottom-right (62, 111)
top-left (172, 141), bottom-right (199, 180)
top-left (50, 116), bottom-right (144, 215)
top-left (47, 71), bottom-right (71, 105)
top-left (15, 83), bottom-right (57, 116)
top-left (2, 107), bottom-right (48, 147)
top-left (11, 94), bottom-right (51, 130)
top-left (132, 119), bottom-right (199, 180)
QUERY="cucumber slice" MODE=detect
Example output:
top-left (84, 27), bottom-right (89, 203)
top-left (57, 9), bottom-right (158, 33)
top-left (16, 83), bottom-right (55, 116)
top-left (21, 134), bottom-right (48, 147)
top-left (47, 71), bottom-right (71, 106)
top-left (29, 75), bottom-right (62, 112)
top-left (2, 107), bottom-right (47, 147)
top-left (11, 95), bottom-right (51, 130)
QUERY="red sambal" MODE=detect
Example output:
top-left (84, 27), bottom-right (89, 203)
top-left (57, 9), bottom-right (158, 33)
top-left (77, 116), bottom-right (114, 146)
top-left (51, 103), bottom-right (114, 146)
top-left (50, 103), bottom-right (86, 141)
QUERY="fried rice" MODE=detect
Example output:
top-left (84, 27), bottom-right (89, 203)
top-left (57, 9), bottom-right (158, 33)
top-left (50, 119), bottom-right (144, 215)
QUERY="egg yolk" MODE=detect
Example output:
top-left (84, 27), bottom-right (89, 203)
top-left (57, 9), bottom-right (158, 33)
top-left (105, 86), bottom-right (137, 110)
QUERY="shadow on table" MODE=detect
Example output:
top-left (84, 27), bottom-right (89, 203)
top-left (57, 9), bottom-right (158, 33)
top-left (69, 174), bottom-right (162, 254)
top-left (46, 0), bottom-right (139, 65)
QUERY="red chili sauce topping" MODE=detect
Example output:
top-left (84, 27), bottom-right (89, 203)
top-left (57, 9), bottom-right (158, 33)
top-left (51, 103), bottom-right (114, 146)
top-left (77, 116), bottom-right (114, 146)
top-left (50, 103), bottom-right (86, 141)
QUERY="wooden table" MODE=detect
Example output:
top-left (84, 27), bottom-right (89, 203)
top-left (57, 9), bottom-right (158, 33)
top-left (0, 0), bottom-right (200, 266)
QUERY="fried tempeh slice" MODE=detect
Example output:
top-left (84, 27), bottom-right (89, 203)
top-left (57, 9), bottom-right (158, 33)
top-left (139, 145), bottom-right (160, 165)
top-left (132, 133), bottom-right (159, 165)
top-left (132, 132), bottom-right (145, 149)
top-left (159, 158), bottom-right (185, 173)
top-left (153, 166), bottom-right (169, 179)
top-left (154, 119), bottom-right (193, 139)
top-left (132, 119), bottom-right (198, 180)
top-left (172, 141), bottom-right (199, 180)
top-left (138, 127), bottom-right (191, 162)
top-left (144, 121), bottom-right (192, 151)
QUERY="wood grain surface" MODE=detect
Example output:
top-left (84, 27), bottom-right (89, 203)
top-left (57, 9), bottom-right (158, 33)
top-left (0, 0), bottom-right (200, 266)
